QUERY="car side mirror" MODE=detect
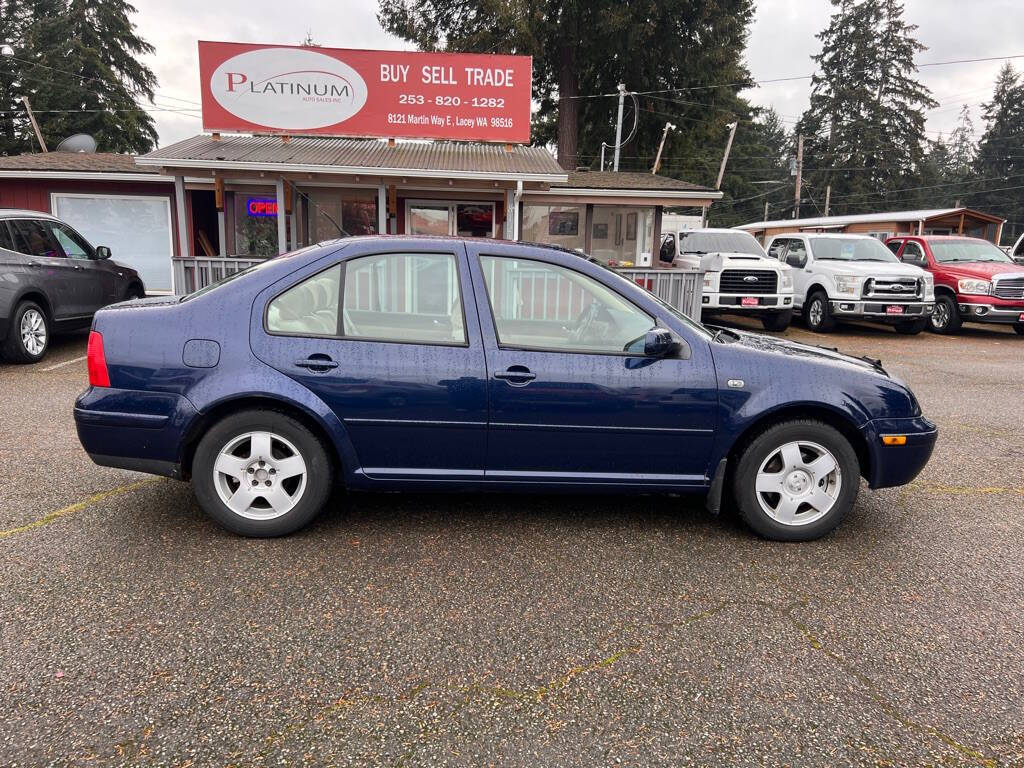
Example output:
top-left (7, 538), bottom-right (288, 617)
top-left (644, 327), bottom-right (680, 357)
top-left (95, 245), bottom-right (112, 260)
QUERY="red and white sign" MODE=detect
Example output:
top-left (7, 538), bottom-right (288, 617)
top-left (198, 41), bottom-right (532, 143)
top-left (741, 297), bottom-right (759, 306)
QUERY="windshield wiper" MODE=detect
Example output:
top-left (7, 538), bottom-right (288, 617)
top-left (710, 326), bottom-right (741, 343)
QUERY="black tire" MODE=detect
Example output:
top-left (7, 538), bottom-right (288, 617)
top-left (1, 300), bottom-right (49, 364)
top-left (192, 409), bottom-right (334, 537)
top-left (1013, 324), bottom-right (1024, 336)
top-left (894, 318), bottom-right (928, 335)
top-left (929, 294), bottom-right (962, 334)
top-left (760, 309), bottom-right (793, 332)
top-left (123, 284), bottom-right (145, 301)
top-left (731, 420), bottom-right (860, 542)
top-left (804, 291), bottom-right (835, 332)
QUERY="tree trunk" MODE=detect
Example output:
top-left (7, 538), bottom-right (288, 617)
top-left (555, 18), bottom-right (579, 170)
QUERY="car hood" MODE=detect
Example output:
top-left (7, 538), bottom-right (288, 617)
top-left (823, 261), bottom-right (923, 278)
top-left (710, 326), bottom-right (886, 376)
top-left (696, 252), bottom-right (785, 270)
top-left (935, 261), bottom-right (1023, 280)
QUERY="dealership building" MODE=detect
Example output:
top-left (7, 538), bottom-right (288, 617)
top-left (0, 41), bottom-right (720, 293)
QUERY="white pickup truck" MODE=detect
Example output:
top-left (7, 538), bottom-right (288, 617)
top-left (764, 233), bottom-right (935, 334)
top-left (658, 224), bottom-right (795, 331)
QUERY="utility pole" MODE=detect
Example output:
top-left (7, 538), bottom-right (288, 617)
top-left (824, 184), bottom-right (831, 217)
top-left (22, 97), bottom-right (47, 152)
top-left (764, 201), bottom-right (770, 221)
top-left (793, 134), bottom-right (804, 219)
top-left (613, 83), bottom-right (626, 172)
top-left (651, 121), bottom-right (676, 174)
top-left (715, 122), bottom-right (738, 190)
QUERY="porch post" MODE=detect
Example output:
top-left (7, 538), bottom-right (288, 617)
top-left (217, 212), bottom-right (227, 257)
top-left (377, 184), bottom-right (387, 234)
top-left (505, 189), bottom-right (515, 240)
top-left (275, 178), bottom-right (287, 255)
top-left (173, 175), bottom-right (189, 259)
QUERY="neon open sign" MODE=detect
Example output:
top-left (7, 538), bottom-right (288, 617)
top-left (247, 197), bottom-right (278, 217)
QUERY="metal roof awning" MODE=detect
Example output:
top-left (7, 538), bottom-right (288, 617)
top-left (137, 134), bottom-right (569, 183)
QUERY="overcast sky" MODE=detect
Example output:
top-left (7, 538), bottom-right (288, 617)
top-left (134, 0), bottom-right (1023, 151)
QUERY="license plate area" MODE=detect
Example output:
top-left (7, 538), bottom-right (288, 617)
top-left (741, 297), bottom-right (759, 307)
top-left (886, 305), bottom-right (905, 315)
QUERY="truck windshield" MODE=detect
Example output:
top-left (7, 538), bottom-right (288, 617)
top-left (929, 239), bottom-right (1012, 264)
top-left (678, 231), bottom-right (767, 257)
top-left (810, 237), bottom-right (898, 262)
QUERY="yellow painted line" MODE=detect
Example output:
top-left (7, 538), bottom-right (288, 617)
top-left (0, 479), bottom-right (162, 539)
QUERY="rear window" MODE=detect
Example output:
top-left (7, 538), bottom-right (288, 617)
top-left (677, 231), bottom-right (767, 257)
top-left (0, 222), bottom-right (14, 252)
top-left (810, 237), bottom-right (898, 263)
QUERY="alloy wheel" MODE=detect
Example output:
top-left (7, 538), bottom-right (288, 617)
top-left (808, 299), bottom-right (824, 328)
top-left (20, 309), bottom-right (46, 356)
top-left (212, 431), bottom-right (308, 520)
top-left (931, 301), bottom-right (949, 330)
top-left (754, 440), bottom-right (842, 526)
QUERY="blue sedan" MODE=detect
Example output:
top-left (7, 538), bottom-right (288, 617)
top-left (74, 237), bottom-right (936, 540)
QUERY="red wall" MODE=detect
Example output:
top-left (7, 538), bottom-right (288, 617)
top-left (0, 177), bottom-right (180, 255)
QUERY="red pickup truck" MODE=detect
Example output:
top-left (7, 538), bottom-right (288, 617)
top-left (885, 235), bottom-right (1024, 335)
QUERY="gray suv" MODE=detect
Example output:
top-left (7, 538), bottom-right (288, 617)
top-left (0, 209), bottom-right (145, 363)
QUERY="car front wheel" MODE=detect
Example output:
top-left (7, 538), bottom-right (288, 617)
top-left (732, 420), bottom-right (860, 541)
top-left (804, 293), bottom-right (835, 332)
top-left (761, 310), bottom-right (793, 332)
top-left (1013, 323), bottom-right (1024, 336)
top-left (2, 300), bottom-right (49, 363)
top-left (192, 410), bottom-right (334, 537)
top-left (929, 295), bottom-right (962, 334)
top-left (894, 318), bottom-right (927, 335)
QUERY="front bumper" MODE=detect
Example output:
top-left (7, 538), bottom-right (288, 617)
top-left (703, 293), bottom-right (794, 312)
top-left (829, 300), bottom-right (933, 321)
top-left (863, 415), bottom-right (938, 489)
top-left (957, 301), bottom-right (1024, 325)
top-left (74, 387), bottom-right (197, 479)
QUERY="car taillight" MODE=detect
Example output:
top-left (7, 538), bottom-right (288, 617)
top-left (87, 331), bottom-right (111, 387)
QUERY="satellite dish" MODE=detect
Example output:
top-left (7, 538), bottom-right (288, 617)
top-left (55, 133), bottom-right (98, 153)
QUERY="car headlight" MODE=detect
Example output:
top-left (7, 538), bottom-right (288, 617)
top-left (834, 275), bottom-right (862, 295)
top-left (957, 278), bottom-right (991, 295)
top-left (702, 272), bottom-right (715, 290)
top-left (922, 273), bottom-right (934, 300)
top-left (780, 272), bottom-right (793, 291)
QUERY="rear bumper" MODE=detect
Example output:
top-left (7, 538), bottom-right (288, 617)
top-left (863, 415), bottom-right (938, 489)
top-left (957, 302), bottom-right (1024, 324)
top-left (74, 387), bottom-right (196, 479)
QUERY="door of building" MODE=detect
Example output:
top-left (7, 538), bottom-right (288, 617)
top-left (407, 201), bottom-right (496, 238)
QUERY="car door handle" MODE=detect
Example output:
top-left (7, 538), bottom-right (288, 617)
top-left (294, 355), bottom-right (338, 372)
top-left (494, 366), bottom-right (536, 385)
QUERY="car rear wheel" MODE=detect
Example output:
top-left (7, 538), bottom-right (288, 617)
top-left (2, 300), bottom-right (49, 363)
top-left (929, 295), bottom-right (962, 334)
top-left (192, 410), bottom-right (333, 537)
top-left (732, 420), bottom-right (859, 541)
top-left (804, 292), bottom-right (835, 332)
top-left (894, 318), bottom-right (927, 335)
top-left (760, 310), bottom-right (793, 332)
top-left (123, 284), bottom-right (145, 301)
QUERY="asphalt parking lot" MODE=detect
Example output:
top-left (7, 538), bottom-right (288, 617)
top-left (1, 321), bottom-right (1022, 767)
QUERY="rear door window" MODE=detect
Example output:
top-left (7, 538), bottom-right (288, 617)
top-left (266, 264), bottom-right (342, 337)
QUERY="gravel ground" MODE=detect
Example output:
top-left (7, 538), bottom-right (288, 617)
top-left (1, 320), bottom-right (1022, 767)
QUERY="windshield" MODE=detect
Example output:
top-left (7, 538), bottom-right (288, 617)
top-left (678, 231), bottom-right (767, 257)
top-left (810, 237), bottom-right (899, 263)
top-left (930, 239), bottom-right (1012, 264)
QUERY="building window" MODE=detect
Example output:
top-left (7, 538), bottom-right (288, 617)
top-left (234, 191), bottom-right (279, 257)
top-left (521, 204), bottom-right (585, 251)
top-left (590, 205), bottom-right (655, 266)
top-left (303, 188), bottom-right (378, 244)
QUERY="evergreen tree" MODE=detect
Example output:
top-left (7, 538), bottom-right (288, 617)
top-left (795, 0), bottom-right (936, 216)
top-left (948, 105), bottom-right (976, 178)
top-left (0, 0), bottom-right (33, 154)
top-left (974, 62), bottom-right (1024, 243)
top-left (2, 0), bottom-right (157, 155)
top-left (377, 0), bottom-right (756, 173)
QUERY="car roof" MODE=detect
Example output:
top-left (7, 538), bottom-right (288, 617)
top-left (778, 232), bottom-right (880, 240)
top-left (0, 208), bottom-right (61, 221)
top-left (674, 228), bottom-right (753, 235)
top-left (902, 234), bottom-right (989, 241)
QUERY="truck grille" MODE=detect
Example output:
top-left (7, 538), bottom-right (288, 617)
top-left (720, 269), bottom-right (778, 295)
top-left (864, 277), bottom-right (920, 300)
top-left (992, 276), bottom-right (1024, 299)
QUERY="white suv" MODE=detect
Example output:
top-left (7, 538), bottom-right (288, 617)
top-left (765, 233), bottom-right (935, 334)
top-left (659, 226), bottom-right (795, 331)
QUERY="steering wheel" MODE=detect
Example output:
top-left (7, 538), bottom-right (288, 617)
top-left (568, 300), bottom-right (601, 344)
